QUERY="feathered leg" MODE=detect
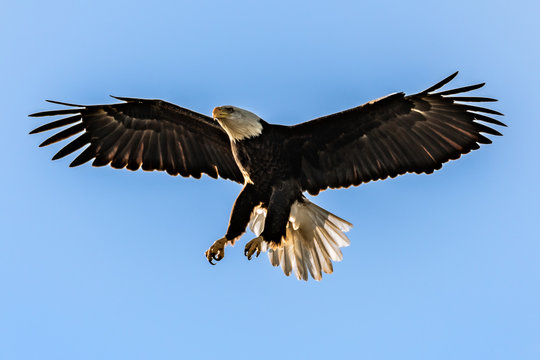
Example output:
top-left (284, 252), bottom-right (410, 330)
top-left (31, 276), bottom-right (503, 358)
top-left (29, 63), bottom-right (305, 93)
top-left (205, 184), bottom-right (259, 264)
top-left (245, 181), bottom-right (298, 259)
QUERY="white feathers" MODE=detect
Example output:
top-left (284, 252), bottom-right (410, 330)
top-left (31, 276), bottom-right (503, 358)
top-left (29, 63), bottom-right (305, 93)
top-left (214, 106), bottom-right (263, 142)
top-left (247, 199), bottom-right (353, 281)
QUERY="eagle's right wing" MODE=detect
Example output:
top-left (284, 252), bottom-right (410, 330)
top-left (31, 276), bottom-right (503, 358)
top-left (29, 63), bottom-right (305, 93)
top-left (30, 97), bottom-right (244, 183)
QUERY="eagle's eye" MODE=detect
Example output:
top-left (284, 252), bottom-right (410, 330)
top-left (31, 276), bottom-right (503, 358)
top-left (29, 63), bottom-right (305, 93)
top-left (224, 106), bottom-right (233, 112)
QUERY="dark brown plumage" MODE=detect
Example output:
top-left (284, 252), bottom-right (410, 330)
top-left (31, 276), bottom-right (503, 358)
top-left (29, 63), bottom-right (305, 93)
top-left (289, 72), bottom-right (504, 195)
top-left (30, 97), bottom-right (244, 182)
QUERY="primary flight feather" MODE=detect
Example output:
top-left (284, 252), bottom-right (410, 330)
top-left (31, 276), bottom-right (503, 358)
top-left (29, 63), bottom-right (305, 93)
top-left (30, 72), bottom-right (505, 281)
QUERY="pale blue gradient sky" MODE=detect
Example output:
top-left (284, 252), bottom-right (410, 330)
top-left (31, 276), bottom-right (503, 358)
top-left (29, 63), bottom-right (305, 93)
top-left (1, 1), bottom-right (539, 359)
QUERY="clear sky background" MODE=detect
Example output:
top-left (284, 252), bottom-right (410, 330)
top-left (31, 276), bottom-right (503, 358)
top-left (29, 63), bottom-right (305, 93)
top-left (1, 1), bottom-right (538, 359)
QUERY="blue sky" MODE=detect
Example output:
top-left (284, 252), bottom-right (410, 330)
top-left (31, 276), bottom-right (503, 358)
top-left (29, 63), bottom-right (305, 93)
top-left (1, 1), bottom-right (539, 359)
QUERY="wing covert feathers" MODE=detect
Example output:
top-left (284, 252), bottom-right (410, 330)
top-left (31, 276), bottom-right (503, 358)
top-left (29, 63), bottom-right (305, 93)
top-left (248, 199), bottom-right (352, 281)
top-left (30, 98), bottom-right (244, 183)
top-left (292, 72), bottom-right (506, 195)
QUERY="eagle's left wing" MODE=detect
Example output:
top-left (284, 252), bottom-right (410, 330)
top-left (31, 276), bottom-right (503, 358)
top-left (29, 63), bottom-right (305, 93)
top-left (289, 72), bottom-right (506, 195)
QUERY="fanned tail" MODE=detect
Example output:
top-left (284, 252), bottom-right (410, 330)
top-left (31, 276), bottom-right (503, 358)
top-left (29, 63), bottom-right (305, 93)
top-left (248, 198), bottom-right (352, 281)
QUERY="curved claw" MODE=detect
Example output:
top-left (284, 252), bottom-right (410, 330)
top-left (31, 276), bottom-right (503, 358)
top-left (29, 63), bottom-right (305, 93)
top-left (205, 249), bottom-right (216, 265)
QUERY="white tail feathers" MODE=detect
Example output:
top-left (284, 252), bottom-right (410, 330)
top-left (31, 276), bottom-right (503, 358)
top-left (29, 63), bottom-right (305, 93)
top-left (247, 199), bottom-right (352, 281)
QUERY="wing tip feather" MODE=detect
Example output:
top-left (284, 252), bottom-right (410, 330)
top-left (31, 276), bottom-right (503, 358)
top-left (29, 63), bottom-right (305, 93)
top-left (110, 95), bottom-right (139, 102)
top-left (421, 71), bottom-right (459, 94)
top-left (45, 99), bottom-right (83, 107)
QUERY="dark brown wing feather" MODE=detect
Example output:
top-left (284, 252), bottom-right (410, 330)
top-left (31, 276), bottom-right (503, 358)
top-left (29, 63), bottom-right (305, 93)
top-left (30, 97), bottom-right (244, 183)
top-left (289, 72), bottom-right (505, 195)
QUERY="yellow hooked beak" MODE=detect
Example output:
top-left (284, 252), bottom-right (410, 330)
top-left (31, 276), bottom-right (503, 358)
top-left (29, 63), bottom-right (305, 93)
top-left (212, 106), bottom-right (228, 120)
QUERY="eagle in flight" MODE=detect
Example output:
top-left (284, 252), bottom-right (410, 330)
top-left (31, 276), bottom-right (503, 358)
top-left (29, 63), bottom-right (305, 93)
top-left (30, 72), bottom-right (505, 281)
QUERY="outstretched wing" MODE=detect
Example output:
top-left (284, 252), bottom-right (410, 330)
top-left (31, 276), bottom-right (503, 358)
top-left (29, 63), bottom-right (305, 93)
top-left (290, 72), bottom-right (506, 195)
top-left (30, 97), bottom-right (244, 182)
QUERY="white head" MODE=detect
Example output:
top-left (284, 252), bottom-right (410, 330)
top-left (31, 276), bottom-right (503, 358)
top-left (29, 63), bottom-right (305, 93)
top-left (212, 106), bottom-right (263, 142)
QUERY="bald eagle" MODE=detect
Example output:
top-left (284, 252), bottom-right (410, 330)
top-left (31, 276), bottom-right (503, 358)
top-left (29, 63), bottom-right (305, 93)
top-left (30, 72), bottom-right (504, 281)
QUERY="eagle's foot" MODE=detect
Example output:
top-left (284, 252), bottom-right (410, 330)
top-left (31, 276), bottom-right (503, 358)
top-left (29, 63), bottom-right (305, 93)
top-left (205, 237), bottom-right (228, 265)
top-left (244, 236), bottom-right (265, 260)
